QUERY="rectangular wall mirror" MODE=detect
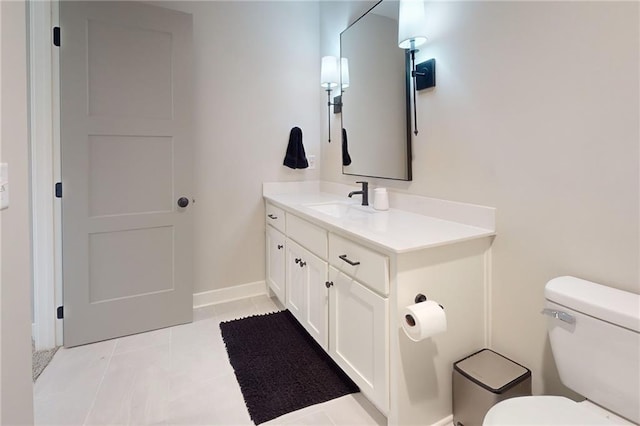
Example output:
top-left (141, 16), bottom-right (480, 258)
top-left (340, 0), bottom-right (412, 181)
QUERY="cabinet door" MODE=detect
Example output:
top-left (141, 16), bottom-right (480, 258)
top-left (265, 225), bottom-right (286, 304)
top-left (328, 266), bottom-right (389, 413)
top-left (285, 240), bottom-right (306, 322)
top-left (286, 239), bottom-right (329, 350)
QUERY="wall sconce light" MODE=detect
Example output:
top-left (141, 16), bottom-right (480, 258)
top-left (333, 58), bottom-right (350, 115)
top-left (398, 0), bottom-right (435, 136)
top-left (321, 56), bottom-right (349, 142)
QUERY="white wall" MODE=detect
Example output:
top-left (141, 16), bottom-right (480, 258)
top-left (1, 0), bottom-right (35, 423)
top-left (321, 1), bottom-right (639, 397)
top-left (158, 1), bottom-right (321, 294)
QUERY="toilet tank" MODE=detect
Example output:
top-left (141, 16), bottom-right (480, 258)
top-left (544, 276), bottom-right (640, 424)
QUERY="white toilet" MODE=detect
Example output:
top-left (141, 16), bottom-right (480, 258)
top-left (484, 276), bottom-right (640, 425)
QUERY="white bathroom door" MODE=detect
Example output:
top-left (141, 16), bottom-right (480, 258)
top-left (60, 1), bottom-right (194, 347)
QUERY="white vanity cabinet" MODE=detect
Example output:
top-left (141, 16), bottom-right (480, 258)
top-left (265, 201), bottom-right (389, 412)
top-left (285, 239), bottom-right (329, 349)
top-left (328, 266), bottom-right (389, 413)
top-left (265, 225), bottom-right (286, 303)
top-left (264, 184), bottom-right (496, 426)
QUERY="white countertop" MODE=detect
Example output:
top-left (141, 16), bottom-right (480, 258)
top-left (263, 187), bottom-right (495, 254)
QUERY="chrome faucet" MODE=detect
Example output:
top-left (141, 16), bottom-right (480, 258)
top-left (348, 181), bottom-right (369, 206)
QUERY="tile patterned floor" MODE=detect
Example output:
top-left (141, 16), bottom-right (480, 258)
top-left (34, 295), bottom-right (387, 425)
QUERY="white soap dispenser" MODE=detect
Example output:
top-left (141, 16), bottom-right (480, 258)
top-left (373, 188), bottom-right (389, 211)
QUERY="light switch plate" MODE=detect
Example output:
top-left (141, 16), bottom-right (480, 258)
top-left (0, 163), bottom-right (8, 210)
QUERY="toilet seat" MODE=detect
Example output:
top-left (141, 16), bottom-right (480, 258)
top-left (483, 396), bottom-right (625, 425)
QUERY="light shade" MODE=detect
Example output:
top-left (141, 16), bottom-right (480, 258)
top-left (320, 56), bottom-right (339, 89)
top-left (398, 0), bottom-right (427, 49)
top-left (340, 58), bottom-right (350, 89)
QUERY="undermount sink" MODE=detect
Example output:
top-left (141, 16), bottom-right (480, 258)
top-left (304, 201), bottom-right (376, 219)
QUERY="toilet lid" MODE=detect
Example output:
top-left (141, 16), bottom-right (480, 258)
top-left (483, 396), bottom-right (621, 425)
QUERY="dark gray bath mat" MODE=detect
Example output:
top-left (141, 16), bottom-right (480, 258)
top-left (220, 310), bottom-right (359, 424)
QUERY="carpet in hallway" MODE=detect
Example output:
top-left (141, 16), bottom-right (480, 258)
top-left (32, 340), bottom-right (60, 382)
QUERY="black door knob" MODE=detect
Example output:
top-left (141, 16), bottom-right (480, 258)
top-left (177, 197), bottom-right (189, 208)
top-left (325, 281), bottom-right (334, 288)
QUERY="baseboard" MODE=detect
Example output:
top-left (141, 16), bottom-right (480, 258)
top-left (193, 281), bottom-right (267, 308)
top-left (431, 414), bottom-right (454, 426)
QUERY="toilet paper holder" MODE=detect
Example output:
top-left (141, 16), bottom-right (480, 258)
top-left (414, 293), bottom-right (444, 309)
top-left (403, 294), bottom-right (447, 333)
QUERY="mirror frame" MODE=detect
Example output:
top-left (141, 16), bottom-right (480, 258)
top-left (340, 0), bottom-right (413, 181)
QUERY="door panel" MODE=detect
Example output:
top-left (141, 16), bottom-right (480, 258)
top-left (286, 239), bottom-right (328, 349)
top-left (60, 1), bottom-right (193, 347)
top-left (266, 226), bottom-right (285, 304)
top-left (303, 249), bottom-right (328, 350)
top-left (87, 19), bottom-right (173, 119)
top-left (88, 227), bottom-right (174, 303)
top-left (329, 266), bottom-right (389, 413)
top-left (286, 240), bottom-right (305, 321)
top-left (88, 135), bottom-right (174, 216)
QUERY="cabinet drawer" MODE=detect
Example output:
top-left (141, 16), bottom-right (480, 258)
top-left (286, 213), bottom-right (327, 259)
top-left (329, 234), bottom-right (389, 296)
top-left (265, 203), bottom-right (285, 233)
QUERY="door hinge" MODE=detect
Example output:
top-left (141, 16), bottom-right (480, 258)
top-left (56, 306), bottom-right (63, 319)
top-left (55, 182), bottom-right (62, 198)
top-left (53, 26), bottom-right (60, 47)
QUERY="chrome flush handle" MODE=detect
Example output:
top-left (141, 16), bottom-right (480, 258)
top-left (541, 308), bottom-right (575, 324)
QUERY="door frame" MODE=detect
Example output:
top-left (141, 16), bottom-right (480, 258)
top-left (29, 0), bottom-right (63, 349)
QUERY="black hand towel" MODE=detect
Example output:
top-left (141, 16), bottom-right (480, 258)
top-left (283, 126), bottom-right (309, 169)
top-left (342, 128), bottom-right (352, 166)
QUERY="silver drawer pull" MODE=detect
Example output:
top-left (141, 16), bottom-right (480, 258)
top-left (541, 308), bottom-right (575, 324)
top-left (267, 214), bottom-right (278, 220)
top-left (339, 254), bottom-right (360, 266)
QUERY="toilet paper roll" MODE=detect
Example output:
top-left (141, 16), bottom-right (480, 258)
top-left (402, 300), bottom-right (447, 341)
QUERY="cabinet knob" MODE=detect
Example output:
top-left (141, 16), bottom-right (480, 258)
top-left (325, 281), bottom-right (334, 288)
top-left (299, 260), bottom-right (306, 268)
top-left (277, 244), bottom-right (283, 250)
top-left (295, 258), bottom-right (301, 264)
top-left (267, 214), bottom-right (278, 220)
